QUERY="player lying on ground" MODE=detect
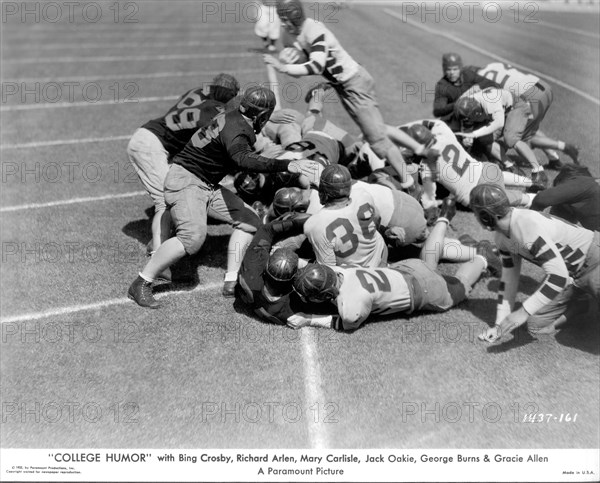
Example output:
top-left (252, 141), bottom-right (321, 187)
top-left (264, 0), bottom-right (429, 193)
top-left (127, 74), bottom-right (239, 258)
top-left (468, 61), bottom-right (579, 169)
top-left (288, 200), bottom-right (495, 331)
top-left (128, 87), bottom-right (323, 307)
top-left (471, 184), bottom-right (599, 342)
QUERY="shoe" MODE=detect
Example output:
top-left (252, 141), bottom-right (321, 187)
top-left (544, 158), bottom-right (564, 170)
top-left (458, 234), bottom-right (478, 247)
top-left (154, 267), bottom-right (172, 285)
top-left (222, 280), bottom-right (237, 298)
top-left (128, 275), bottom-right (161, 309)
top-left (563, 144), bottom-right (580, 164)
top-left (476, 240), bottom-right (502, 277)
top-left (304, 82), bottom-right (333, 103)
top-left (531, 170), bottom-right (548, 190)
top-left (502, 163), bottom-right (516, 174)
top-left (267, 44), bottom-right (277, 52)
top-left (438, 195), bottom-right (457, 223)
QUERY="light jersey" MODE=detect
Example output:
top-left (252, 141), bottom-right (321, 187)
top-left (398, 119), bottom-right (484, 206)
top-left (332, 265), bottom-right (412, 330)
top-left (496, 209), bottom-right (595, 315)
top-left (285, 130), bottom-right (340, 165)
top-left (472, 87), bottom-right (514, 119)
top-left (304, 190), bottom-right (386, 268)
top-left (288, 18), bottom-right (359, 83)
top-left (352, 180), bottom-right (394, 227)
top-left (477, 62), bottom-right (539, 98)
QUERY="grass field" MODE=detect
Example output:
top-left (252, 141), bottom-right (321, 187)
top-left (1, 0), bottom-right (599, 454)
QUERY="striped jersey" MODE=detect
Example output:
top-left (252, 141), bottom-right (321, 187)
top-left (304, 190), bottom-right (386, 268)
top-left (332, 265), bottom-right (412, 330)
top-left (495, 208), bottom-right (595, 315)
top-left (398, 119), bottom-right (484, 206)
top-left (283, 18), bottom-right (359, 83)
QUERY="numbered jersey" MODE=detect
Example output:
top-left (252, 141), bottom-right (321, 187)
top-left (399, 120), bottom-right (484, 206)
top-left (143, 88), bottom-right (225, 157)
top-left (332, 266), bottom-right (412, 330)
top-left (477, 62), bottom-right (540, 98)
top-left (304, 191), bottom-right (386, 268)
top-left (285, 131), bottom-right (341, 165)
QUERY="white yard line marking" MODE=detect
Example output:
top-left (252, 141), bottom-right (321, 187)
top-left (384, 8), bottom-right (600, 106)
top-left (1, 96), bottom-right (178, 112)
top-left (4, 68), bottom-right (265, 84)
top-left (0, 282), bottom-right (222, 324)
top-left (4, 52), bottom-right (255, 65)
top-left (0, 191), bottom-right (145, 213)
top-left (301, 330), bottom-right (331, 449)
top-left (1, 135), bottom-right (131, 150)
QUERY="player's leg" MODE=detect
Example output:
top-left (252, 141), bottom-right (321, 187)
top-left (419, 196), bottom-right (456, 270)
top-left (208, 188), bottom-right (262, 297)
top-left (530, 131), bottom-right (579, 165)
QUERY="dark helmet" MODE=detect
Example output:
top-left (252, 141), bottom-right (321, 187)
top-left (469, 183), bottom-right (511, 230)
top-left (265, 248), bottom-right (299, 285)
top-left (276, 0), bottom-right (305, 34)
top-left (239, 86), bottom-right (277, 133)
top-left (272, 187), bottom-right (309, 217)
top-left (408, 124), bottom-right (435, 148)
top-left (210, 73), bottom-right (240, 104)
top-left (442, 52), bottom-right (463, 71)
top-left (234, 172), bottom-right (263, 202)
top-left (293, 263), bottom-right (338, 303)
top-left (454, 96), bottom-right (486, 127)
top-left (319, 164), bottom-right (352, 203)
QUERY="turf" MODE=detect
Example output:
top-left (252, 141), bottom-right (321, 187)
top-left (1, 0), bottom-right (599, 451)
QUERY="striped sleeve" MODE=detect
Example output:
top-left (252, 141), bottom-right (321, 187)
top-left (521, 236), bottom-right (570, 315)
top-left (281, 34), bottom-right (327, 76)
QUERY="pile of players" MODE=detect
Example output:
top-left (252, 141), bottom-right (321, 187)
top-left (127, 0), bottom-right (599, 343)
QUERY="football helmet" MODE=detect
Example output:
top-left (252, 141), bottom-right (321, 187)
top-left (239, 86), bottom-right (277, 133)
top-left (266, 248), bottom-right (299, 284)
top-left (469, 183), bottom-right (511, 230)
top-left (442, 52), bottom-right (463, 70)
top-left (408, 124), bottom-right (435, 148)
top-left (293, 263), bottom-right (339, 303)
top-left (272, 187), bottom-right (309, 217)
top-left (210, 73), bottom-right (240, 104)
top-left (454, 97), bottom-right (486, 127)
top-left (319, 164), bottom-right (352, 204)
top-left (276, 0), bottom-right (305, 35)
top-left (234, 172), bottom-right (263, 203)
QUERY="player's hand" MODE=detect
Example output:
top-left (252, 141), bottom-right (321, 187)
top-left (287, 312), bottom-right (313, 330)
top-left (461, 136), bottom-right (474, 148)
top-left (455, 132), bottom-right (475, 138)
top-left (384, 226), bottom-right (407, 245)
top-left (263, 54), bottom-right (284, 71)
top-left (288, 160), bottom-right (323, 186)
top-left (478, 326), bottom-right (501, 343)
top-left (269, 110), bottom-right (297, 124)
top-left (421, 147), bottom-right (440, 163)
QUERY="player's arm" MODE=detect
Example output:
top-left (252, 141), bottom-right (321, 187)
top-left (228, 134), bottom-right (292, 172)
top-left (433, 82), bottom-right (454, 117)
top-left (465, 101), bottom-right (504, 139)
top-left (385, 124), bottom-right (437, 159)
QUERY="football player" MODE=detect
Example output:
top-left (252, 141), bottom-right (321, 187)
top-left (128, 87), bottom-right (323, 307)
top-left (303, 165), bottom-right (387, 268)
top-left (127, 73), bottom-right (239, 255)
top-left (393, 119), bottom-right (535, 209)
top-left (471, 184), bottom-right (599, 342)
top-left (433, 53), bottom-right (500, 131)
top-left (288, 203), bottom-right (493, 330)
top-left (467, 62), bottom-right (579, 169)
top-left (263, 0), bottom-right (433, 193)
top-left (254, 0), bottom-right (281, 52)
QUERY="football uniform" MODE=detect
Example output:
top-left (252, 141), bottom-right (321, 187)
top-left (494, 209), bottom-right (598, 327)
top-left (285, 130), bottom-right (341, 166)
top-left (304, 190), bottom-right (386, 268)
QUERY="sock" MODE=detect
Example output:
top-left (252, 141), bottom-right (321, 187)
top-left (437, 217), bottom-right (450, 225)
top-left (475, 254), bottom-right (488, 271)
top-left (224, 271), bottom-right (238, 282)
top-left (139, 272), bottom-right (154, 283)
top-left (557, 141), bottom-right (565, 151)
top-left (531, 166), bottom-right (544, 174)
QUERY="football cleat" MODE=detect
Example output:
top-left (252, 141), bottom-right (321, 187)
top-left (128, 275), bottom-right (161, 309)
top-left (544, 158), bottom-right (564, 171)
top-left (562, 144), bottom-right (580, 164)
top-left (531, 170), bottom-right (549, 190)
top-left (222, 280), bottom-right (237, 298)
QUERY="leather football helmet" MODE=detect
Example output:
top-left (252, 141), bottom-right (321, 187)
top-left (293, 263), bottom-right (339, 303)
top-left (239, 86), bottom-right (277, 133)
top-left (210, 73), bottom-right (240, 104)
top-left (469, 183), bottom-right (511, 230)
top-left (319, 164), bottom-right (352, 204)
top-left (272, 187), bottom-right (309, 217)
top-left (276, 0), bottom-right (305, 35)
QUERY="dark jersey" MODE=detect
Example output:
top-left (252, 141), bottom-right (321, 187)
top-left (142, 88), bottom-right (225, 156)
top-left (433, 69), bottom-right (499, 120)
top-left (173, 110), bottom-right (291, 185)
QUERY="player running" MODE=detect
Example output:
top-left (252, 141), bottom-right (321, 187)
top-left (127, 74), bottom-right (240, 255)
top-left (471, 184), bottom-right (599, 342)
top-left (128, 87), bottom-right (322, 307)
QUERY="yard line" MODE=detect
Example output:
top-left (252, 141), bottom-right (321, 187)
top-left (384, 8), bottom-right (600, 106)
top-left (4, 68), bottom-right (265, 87)
top-left (4, 52), bottom-right (255, 65)
top-left (1, 135), bottom-right (130, 150)
top-left (0, 282), bottom-right (222, 324)
top-left (1, 95), bottom-right (178, 112)
top-left (301, 330), bottom-right (330, 449)
top-left (0, 191), bottom-right (145, 213)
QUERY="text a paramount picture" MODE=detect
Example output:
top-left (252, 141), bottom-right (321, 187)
top-left (1, 0), bottom-right (599, 482)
